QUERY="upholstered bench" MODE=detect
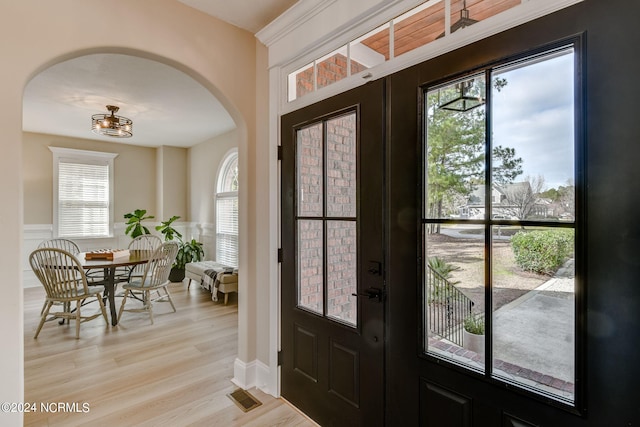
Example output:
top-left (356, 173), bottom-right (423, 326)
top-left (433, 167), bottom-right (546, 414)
top-left (185, 261), bottom-right (238, 304)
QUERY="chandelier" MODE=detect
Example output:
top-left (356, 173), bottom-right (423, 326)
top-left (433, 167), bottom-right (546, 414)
top-left (91, 105), bottom-right (133, 138)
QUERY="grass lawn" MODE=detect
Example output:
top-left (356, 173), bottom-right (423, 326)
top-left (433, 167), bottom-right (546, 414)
top-left (426, 231), bottom-right (548, 313)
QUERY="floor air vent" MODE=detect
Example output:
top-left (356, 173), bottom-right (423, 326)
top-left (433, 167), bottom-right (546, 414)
top-left (228, 388), bottom-right (262, 412)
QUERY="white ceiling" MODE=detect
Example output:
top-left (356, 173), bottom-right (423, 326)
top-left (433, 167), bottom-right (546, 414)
top-left (23, 54), bottom-right (236, 148)
top-left (178, 0), bottom-right (297, 33)
top-left (22, 0), bottom-right (297, 148)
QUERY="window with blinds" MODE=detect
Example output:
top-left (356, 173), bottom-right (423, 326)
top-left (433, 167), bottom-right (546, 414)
top-left (216, 150), bottom-right (239, 267)
top-left (216, 196), bottom-right (238, 266)
top-left (50, 147), bottom-right (117, 239)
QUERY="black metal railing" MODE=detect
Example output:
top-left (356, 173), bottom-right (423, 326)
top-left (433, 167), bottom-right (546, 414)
top-left (426, 265), bottom-right (474, 347)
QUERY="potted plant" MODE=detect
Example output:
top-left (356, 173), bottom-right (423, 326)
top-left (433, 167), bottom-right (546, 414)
top-left (462, 314), bottom-right (485, 355)
top-left (155, 215), bottom-right (204, 282)
top-left (156, 215), bottom-right (182, 241)
top-left (172, 238), bottom-right (204, 281)
top-left (124, 209), bottom-right (155, 238)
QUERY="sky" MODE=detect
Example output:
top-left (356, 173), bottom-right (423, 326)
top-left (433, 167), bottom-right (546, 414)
top-left (491, 49), bottom-right (575, 190)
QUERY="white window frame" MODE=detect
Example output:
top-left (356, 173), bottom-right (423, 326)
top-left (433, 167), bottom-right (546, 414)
top-left (215, 148), bottom-right (239, 267)
top-left (49, 147), bottom-right (118, 239)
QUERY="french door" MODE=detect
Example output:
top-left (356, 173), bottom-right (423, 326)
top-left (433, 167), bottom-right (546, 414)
top-left (279, 1), bottom-right (640, 425)
top-left (280, 80), bottom-right (386, 426)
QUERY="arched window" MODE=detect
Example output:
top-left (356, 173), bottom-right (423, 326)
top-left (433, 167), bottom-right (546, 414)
top-left (216, 150), bottom-right (238, 267)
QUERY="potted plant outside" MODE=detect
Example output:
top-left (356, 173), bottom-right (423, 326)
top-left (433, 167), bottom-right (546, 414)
top-left (155, 216), bottom-right (204, 282)
top-left (462, 314), bottom-right (485, 355)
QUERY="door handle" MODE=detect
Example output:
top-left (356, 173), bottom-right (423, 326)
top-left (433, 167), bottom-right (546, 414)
top-left (352, 287), bottom-right (384, 302)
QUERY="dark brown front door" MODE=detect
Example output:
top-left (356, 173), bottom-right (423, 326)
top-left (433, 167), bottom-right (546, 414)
top-left (280, 79), bottom-right (385, 426)
top-left (385, 1), bottom-right (640, 425)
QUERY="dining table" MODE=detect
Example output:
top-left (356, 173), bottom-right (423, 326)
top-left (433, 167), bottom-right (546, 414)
top-left (77, 249), bottom-right (154, 326)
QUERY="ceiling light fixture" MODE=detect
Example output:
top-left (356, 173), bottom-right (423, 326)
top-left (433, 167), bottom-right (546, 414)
top-left (438, 78), bottom-right (485, 112)
top-left (91, 105), bottom-right (133, 138)
top-left (450, 0), bottom-right (478, 34)
top-left (437, 0), bottom-right (478, 39)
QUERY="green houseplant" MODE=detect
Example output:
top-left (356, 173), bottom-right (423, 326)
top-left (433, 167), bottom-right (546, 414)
top-left (174, 238), bottom-right (204, 271)
top-left (155, 215), bottom-right (204, 282)
top-left (156, 215), bottom-right (182, 241)
top-left (124, 209), bottom-right (155, 238)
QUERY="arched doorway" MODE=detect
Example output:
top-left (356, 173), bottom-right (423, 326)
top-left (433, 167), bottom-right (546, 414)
top-left (2, 5), bottom-right (267, 419)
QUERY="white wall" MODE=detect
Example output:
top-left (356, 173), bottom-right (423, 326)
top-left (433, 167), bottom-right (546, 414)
top-left (21, 132), bottom-right (204, 288)
top-left (1, 1), bottom-right (259, 422)
top-left (23, 132), bottom-right (158, 224)
top-left (189, 130), bottom-right (239, 260)
top-left (157, 145), bottom-right (189, 222)
top-left (190, 131), bottom-right (238, 225)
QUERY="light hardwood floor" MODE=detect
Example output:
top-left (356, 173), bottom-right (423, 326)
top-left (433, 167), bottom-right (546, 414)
top-left (24, 282), bottom-right (316, 427)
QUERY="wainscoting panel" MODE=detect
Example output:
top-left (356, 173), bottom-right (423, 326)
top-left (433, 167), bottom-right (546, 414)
top-left (23, 225), bottom-right (54, 288)
top-left (198, 222), bottom-right (216, 261)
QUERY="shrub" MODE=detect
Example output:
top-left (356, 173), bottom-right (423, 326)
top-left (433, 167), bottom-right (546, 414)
top-left (511, 229), bottom-right (574, 275)
top-left (427, 257), bottom-right (460, 283)
top-left (427, 257), bottom-right (460, 303)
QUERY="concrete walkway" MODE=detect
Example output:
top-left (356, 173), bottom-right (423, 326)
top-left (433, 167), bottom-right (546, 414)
top-left (494, 276), bottom-right (574, 382)
top-left (427, 227), bottom-right (576, 399)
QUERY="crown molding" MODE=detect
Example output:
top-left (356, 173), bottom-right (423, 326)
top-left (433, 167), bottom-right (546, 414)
top-left (256, 0), bottom-right (337, 47)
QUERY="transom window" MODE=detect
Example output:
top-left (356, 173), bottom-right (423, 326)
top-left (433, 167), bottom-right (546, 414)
top-left (50, 147), bottom-right (117, 239)
top-left (216, 150), bottom-right (239, 267)
top-left (423, 45), bottom-right (579, 404)
top-left (286, 0), bottom-right (583, 102)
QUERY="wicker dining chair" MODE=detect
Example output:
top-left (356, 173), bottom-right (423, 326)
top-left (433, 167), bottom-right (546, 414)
top-left (117, 241), bottom-right (179, 324)
top-left (38, 238), bottom-right (80, 254)
top-left (38, 237), bottom-right (109, 286)
top-left (29, 248), bottom-right (108, 339)
top-left (36, 238), bottom-right (84, 314)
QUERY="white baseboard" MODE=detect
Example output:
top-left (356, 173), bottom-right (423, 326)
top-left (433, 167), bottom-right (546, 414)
top-left (255, 360), bottom-right (271, 393)
top-left (232, 358), bottom-right (257, 390)
top-left (232, 358), bottom-right (278, 397)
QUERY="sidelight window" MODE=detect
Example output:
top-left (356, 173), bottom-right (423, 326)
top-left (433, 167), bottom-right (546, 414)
top-left (423, 45), bottom-right (579, 404)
